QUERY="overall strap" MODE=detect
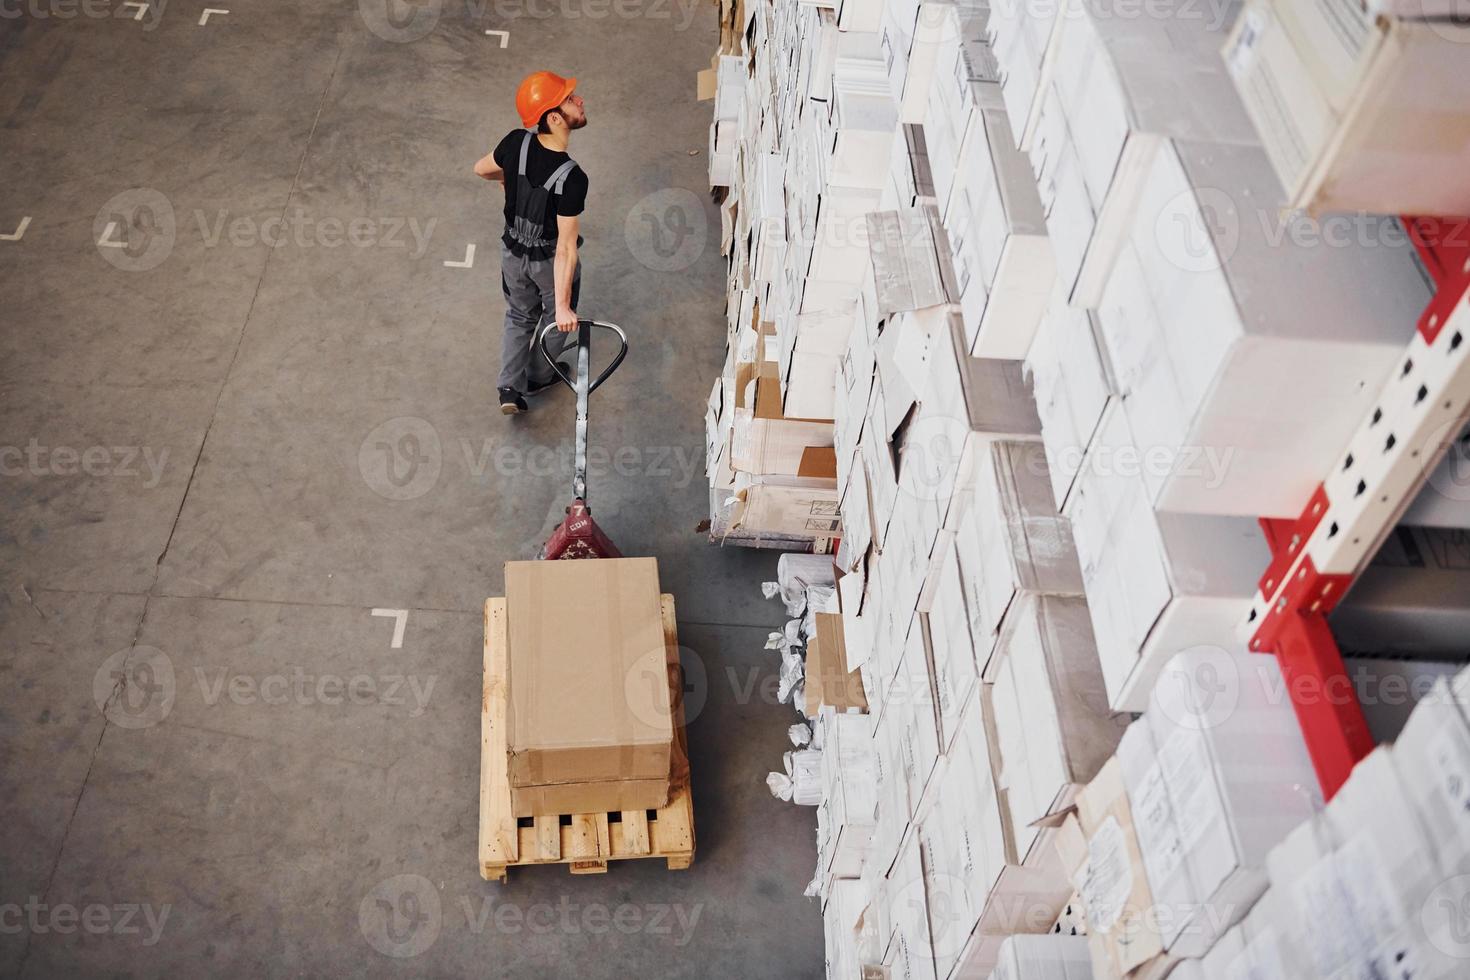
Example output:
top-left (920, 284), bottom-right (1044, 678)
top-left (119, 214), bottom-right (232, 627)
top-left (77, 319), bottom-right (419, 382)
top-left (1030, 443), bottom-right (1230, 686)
top-left (517, 130), bottom-right (534, 176)
top-left (544, 159), bottom-right (578, 194)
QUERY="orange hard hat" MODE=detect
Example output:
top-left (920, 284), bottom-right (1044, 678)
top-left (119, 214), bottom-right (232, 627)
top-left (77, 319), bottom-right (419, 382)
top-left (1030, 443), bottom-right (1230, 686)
top-left (516, 71), bottom-right (577, 129)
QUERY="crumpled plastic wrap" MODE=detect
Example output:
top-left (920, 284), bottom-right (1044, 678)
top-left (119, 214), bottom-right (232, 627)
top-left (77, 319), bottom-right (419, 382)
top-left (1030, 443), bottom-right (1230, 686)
top-left (778, 648), bottom-right (804, 704)
top-left (766, 748), bottom-right (822, 805)
top-left (765, 617), bottom-right (804, 654)
top-left (789, 722), bottom-right (812, 747)
top-left (763, 554), bottom-right (837, 618)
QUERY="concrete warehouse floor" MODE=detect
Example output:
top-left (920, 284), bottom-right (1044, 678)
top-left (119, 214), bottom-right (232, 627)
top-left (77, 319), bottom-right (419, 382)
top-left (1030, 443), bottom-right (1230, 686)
top-left (0, 3), bottom-right (823, 976)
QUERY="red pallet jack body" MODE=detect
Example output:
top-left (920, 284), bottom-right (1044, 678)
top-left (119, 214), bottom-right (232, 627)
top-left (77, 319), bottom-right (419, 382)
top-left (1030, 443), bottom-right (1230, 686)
top-left (534, 319), bottom-right (629, 560)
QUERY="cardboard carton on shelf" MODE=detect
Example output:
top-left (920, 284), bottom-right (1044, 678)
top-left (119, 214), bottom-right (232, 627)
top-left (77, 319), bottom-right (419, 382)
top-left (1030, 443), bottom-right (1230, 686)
top-left (921, 688), bottom-right (1075, 980)
top-left (1053, 757), bottom-right (1175, 980)
top-left (1116, 649), bottom-right (1320, 958)
top-left (1024, 287), bottom-right (1116, 513)
top-left (504, 558), bottom-right (674, 818)
top-left (1042, 0), bottom-right (1254, 306)
top-left (943, 110), bottom-right (1054, 362)
top-left (1063, 403), bottom-right (1270, 712)
top-left (987, 934), bottom-right (1092, 980)
top-left (805, 612), bottom-right (870, 717)
top-left (984, 593), bottom-right (1124, 867)
top-left (1224, 0), bottom-right (1470, 216)
top-left (1266, 748), bottom-right (1456, 979)
top-left (1094, 137), bottom-right (1432, 518)
top-left (958, 440), bottom-right (1083, 675)
top-left (729, 448), bottom-right (843, 539)
top-left (731, 358), bottom-right (835, 475)
top-left (987, 0), bottom-right (1066, 152)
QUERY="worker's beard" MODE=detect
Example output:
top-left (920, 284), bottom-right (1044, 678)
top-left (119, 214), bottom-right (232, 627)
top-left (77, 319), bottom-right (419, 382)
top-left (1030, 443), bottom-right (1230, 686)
top-left (568, 115), bottom-right (587, 130)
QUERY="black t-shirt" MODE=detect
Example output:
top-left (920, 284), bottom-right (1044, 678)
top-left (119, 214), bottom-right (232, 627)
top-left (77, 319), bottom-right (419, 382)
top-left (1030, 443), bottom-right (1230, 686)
top-left (493, 129), bottom-right (588, 259)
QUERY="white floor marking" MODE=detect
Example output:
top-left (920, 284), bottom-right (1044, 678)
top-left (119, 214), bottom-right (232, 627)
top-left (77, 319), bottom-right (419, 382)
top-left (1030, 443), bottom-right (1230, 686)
top-left (199, 8), bottom-right (228, 25)
top-left (485, 30), bottom-right (508, 47)
top-left (0, 217), bottom-right (30, 242)
top-left (122, 1), bottom-right (148, 20)
top-left (444, 243), bottom-right (476, 269)
top-left (371, 608), bottom-right (409, 649)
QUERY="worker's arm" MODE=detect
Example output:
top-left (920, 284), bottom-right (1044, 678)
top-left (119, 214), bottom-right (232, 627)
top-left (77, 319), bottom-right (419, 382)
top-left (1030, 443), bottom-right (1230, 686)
top-left (554, 213), bottom-right (580, 332)
top-left (474, 151), bottom-right (504, 183)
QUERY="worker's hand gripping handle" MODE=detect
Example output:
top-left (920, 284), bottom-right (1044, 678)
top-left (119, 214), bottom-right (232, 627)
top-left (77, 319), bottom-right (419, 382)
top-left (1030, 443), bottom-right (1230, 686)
top-left (536, 319), bottom-right (628, 397)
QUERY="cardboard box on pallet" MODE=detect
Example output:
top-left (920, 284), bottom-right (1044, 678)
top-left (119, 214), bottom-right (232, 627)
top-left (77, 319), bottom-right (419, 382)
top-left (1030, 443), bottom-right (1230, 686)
top-left (1095, 137), bottom-right (1432, 518)
top-left (984, 594), bottom-right (1124, 867)
top-left (504, 558), bottom-right (673, 818)
top-left (1224, 0), bottom-right (1470, 216)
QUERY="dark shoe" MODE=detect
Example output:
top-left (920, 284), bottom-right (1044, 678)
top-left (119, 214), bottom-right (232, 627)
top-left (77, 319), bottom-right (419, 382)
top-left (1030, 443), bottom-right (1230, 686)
top-left (526, 362), bottom-right (571, 396)
top-left (498, 387), bottom-right (528, 415)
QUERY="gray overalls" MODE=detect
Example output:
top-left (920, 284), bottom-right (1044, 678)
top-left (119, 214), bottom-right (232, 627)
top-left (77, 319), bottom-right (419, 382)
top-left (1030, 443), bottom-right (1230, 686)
top-left (498, 131), bottom-right (582, 392)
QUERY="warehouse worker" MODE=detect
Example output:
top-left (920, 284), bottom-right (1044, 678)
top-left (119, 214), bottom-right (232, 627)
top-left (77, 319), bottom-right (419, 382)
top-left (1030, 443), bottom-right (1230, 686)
top-left (474, 71), bottom-right (589, 416)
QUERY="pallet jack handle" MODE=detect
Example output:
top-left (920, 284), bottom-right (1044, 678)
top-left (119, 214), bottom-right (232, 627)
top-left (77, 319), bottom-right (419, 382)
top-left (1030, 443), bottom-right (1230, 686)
top-left (536, 319), bottom-right (628, 502)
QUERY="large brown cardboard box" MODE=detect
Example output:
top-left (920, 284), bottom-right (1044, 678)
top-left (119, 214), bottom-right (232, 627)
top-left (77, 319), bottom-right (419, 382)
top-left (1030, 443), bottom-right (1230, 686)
top-left (505, 558), bottom-right (673, 816)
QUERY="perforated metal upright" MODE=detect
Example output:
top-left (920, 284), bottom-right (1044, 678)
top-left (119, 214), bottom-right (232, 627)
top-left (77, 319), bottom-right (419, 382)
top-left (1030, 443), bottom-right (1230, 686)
top-left (1244, 217), bottom-right (1470, 798)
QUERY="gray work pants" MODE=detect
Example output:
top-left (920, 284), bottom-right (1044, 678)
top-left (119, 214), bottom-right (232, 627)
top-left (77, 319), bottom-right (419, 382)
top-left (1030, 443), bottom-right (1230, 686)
top-left (498, 241), bottom-right (581, 391)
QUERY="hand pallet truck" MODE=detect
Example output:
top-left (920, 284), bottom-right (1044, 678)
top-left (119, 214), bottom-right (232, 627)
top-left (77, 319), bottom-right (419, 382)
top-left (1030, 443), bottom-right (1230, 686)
top-left (534, 319), bottom-right (628, 560)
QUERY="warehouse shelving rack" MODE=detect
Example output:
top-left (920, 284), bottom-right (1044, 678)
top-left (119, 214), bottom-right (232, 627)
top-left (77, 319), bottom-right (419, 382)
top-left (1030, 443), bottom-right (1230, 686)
top-left (1245, 217), bottom-right (1470, 798)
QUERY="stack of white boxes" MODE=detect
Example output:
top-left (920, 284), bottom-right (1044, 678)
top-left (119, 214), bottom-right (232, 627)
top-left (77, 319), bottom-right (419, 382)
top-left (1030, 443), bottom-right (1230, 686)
top-left (706, 0), bottom-right (1465, 978)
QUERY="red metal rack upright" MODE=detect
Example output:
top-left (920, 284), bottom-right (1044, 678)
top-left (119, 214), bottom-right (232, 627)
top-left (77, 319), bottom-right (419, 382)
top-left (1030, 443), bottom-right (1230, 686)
top-left (1245, 217), bottom-right (1470, 798)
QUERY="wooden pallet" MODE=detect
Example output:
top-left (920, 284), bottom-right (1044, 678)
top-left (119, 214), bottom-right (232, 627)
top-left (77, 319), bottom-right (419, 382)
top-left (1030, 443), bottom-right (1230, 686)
top-left (478, 593), bottom-right (696, 882)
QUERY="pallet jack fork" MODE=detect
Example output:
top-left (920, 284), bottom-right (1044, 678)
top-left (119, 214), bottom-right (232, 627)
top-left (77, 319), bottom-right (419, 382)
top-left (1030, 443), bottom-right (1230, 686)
top-left (535, 319), bottom-right (629, 560)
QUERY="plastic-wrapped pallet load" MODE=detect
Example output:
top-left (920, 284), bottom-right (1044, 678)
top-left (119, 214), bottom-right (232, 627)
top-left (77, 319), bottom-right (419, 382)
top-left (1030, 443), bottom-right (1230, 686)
top-left (984, 593), bottom-right (1126, 868)
top-left (1094, 137), bottom-right (1432, 518)
top-left (987, 934), bottom-right (1093, 980)
top-left (1223, 0), bottom-right (1470, 215)
top-left (1116, 647), bottom-right (1321, 959)
top-left (1063, 403), bottom-right (1269, 712)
